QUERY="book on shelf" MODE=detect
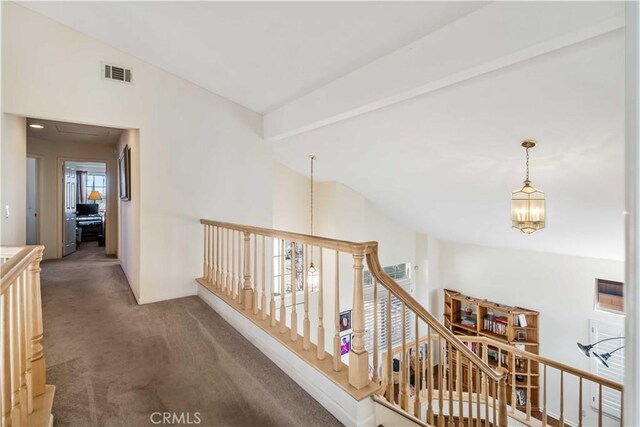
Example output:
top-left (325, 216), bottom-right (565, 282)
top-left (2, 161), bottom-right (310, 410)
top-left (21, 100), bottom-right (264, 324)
top-left (483, 317), bottom-right (508, 336)
top-left (517, 313), bottom-right (528, 327)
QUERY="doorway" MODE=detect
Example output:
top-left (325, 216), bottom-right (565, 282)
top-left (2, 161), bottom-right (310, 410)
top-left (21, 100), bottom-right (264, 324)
top-left (26, 156), bottom-right (40, 245)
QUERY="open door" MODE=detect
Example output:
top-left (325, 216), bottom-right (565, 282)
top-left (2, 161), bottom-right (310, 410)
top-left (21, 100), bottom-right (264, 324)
top-left (26, 157), bottom-right (39, 245)
top-left (63, 163), bottom-right (77, 256)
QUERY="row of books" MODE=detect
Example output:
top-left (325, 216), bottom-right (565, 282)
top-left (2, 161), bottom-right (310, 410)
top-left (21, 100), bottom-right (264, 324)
top-left (483, 317), bottom-right (508, 336)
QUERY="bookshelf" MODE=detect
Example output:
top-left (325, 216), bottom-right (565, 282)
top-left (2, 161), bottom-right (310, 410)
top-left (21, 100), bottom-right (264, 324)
top-left (444, 289), bottom-right (540, 411)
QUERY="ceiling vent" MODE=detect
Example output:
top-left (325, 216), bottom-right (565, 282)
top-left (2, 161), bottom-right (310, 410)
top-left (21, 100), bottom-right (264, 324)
top-left (102, 62), bottom-right (132, 83)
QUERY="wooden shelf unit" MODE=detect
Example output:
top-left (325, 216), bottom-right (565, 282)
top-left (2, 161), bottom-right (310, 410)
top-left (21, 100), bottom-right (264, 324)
top-left (443, 289), bottom-right (540, 410)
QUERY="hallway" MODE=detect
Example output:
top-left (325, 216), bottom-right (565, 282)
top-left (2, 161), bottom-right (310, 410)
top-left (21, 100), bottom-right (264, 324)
top-left (41, 245), bottom-right (342, 426)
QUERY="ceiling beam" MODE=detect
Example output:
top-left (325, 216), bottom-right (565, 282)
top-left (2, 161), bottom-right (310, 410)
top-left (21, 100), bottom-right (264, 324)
top-left (264, 2), bottom-right (624, 142)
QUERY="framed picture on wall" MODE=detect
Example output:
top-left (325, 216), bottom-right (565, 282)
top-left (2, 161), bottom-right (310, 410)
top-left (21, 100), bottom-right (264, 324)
top-left (119, 145), bottom-right (131, 200)
top-left (340, 334), bottom-right (351, 355)
top-left (339, 310), bottom-right (351, 332)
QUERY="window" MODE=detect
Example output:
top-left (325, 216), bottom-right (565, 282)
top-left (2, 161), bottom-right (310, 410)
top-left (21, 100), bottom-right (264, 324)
top-left (272, 240), bottom-right (304, 294)
top-left (87, 173), bottom-right (107, 214)
top-left (363, 264), bottom-right (413, 355)
top-left (594, 279), bottom-right (623, 314)
top-left (590, 320), bottom-right (623, 419)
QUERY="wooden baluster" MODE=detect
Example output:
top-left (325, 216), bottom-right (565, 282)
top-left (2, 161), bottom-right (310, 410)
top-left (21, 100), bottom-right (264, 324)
top-left (526, 355), bottom-right (531, 420)
top-left (484, 374), bottom-right (489, 427)
top-left (427, 328), bottom-right (434, 425)
top-left (238, 230), bottom-right (244, 305)
top-left (579, 377), bottom-right (583, 427)
top-left (253, 234), bottom-right (259, 314)
top-left (448, 342), bottom-right (454, 427)
top-left (560, 370), bottom-right (565, 426)
top-left (385, 290), bottom-right (392, 401)
top-left (468, 359), bottom-right (473, 427)
top-left (279, 240), bottom-right (286, 333)
top-left (333, 250), bottom-right (341, 372)
top-left (422, 342), bottom-right (427, 393)
top-left (542, 364), bottom-right (547, 426)
top-left (438, 335), bottom-right (444, 427)
top-left (290, 242), bottom-right (298, 341)
top-left (598, 383), bottom-right (602, 427)
top-left (28, 247), bottom-right (45, 402)
top-left (242, 231), bottom-right (255, 310)
top-left (475, 365), bottom-right (480, 427)
top-left (303, 244), bottom-right (310, 350)
top-left (225, 229), bottom-right (230, 295)
top-left (372, 279), bottom-right (378, 383)
top-left (216, 226), bottom-right (221, 288)
top-left (203, 225), bottom-right (209, 281)
top-left (270, 238), bottom-right (277, 326)
top-left (19, 271), bottom-right (32, 416)
top-left (261, 236), bottom-right (267, 320)
top-left (400, 303), bottom-right (407, 410)
top-left (317, 249), bottom-right (325, 360)
top-left (2, 291), bottom-right (11, 426)
top-left (511, 353), bottom-right (516, 413)
top-left (211, 226), bottom-right (215, 287)
top-left (620, 388), bottom-right (624, 427)
top-left (349, 250), bottom-right (369, 390)
top-left (10, 284), bottom-right (22, 425)
top-left (493, 380), bottom-right (497, 427)
top-left (231, 230), bottom-right (236, 298)
top-left (414, 316), bottom-right (421, 419)
top-left (456, 348), bottom-right (463, 426)
top-left (497, 370), bottom-right (508, 427)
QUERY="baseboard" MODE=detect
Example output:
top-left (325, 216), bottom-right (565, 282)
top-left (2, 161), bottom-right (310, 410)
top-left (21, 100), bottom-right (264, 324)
top-left (197, 283), bottom-right (376, 427)
top-left (137, 288), bottom-right (198, 305)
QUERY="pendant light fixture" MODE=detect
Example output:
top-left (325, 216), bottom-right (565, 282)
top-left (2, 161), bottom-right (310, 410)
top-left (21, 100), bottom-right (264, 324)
top-left (511, 140), bottom-right (545, 234)
top-left (308, 155), bottom-right (319, 291)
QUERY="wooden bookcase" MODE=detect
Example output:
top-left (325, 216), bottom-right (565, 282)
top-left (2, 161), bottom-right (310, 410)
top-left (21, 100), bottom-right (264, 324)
top-left (444, 289), bottom-right (540, 411)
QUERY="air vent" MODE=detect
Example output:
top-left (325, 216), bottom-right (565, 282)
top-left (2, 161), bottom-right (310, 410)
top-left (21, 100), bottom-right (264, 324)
top-left (103, 63), bottom-right (132, 83)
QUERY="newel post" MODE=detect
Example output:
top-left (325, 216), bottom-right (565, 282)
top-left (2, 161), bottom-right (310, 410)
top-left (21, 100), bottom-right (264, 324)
top-left (349, 250), bottom-right (369, 390)
top-left (497, 367), bottom-right (509, 427)
top-left (243, 231), bottom-right (253, 310)
top-left (28, 246), bottom-right (46, 397)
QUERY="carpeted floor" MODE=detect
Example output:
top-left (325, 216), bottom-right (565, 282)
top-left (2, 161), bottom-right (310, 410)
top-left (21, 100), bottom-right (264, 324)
top-left (41, 242), bottom-right (342, 427)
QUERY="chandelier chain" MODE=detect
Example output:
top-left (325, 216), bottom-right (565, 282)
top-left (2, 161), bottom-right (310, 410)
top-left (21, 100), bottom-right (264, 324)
top-left (525, 147), bottom-right (530, 182)
top-left (310, 155), bottom-right (314, 236)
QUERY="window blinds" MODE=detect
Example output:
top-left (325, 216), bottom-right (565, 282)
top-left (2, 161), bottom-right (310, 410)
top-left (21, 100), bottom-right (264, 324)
top-left (590, 320), bottom-right (623, 419)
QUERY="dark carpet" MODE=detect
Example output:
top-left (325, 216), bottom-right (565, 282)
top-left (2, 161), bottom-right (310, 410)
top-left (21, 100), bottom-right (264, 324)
top-left (41, 242), bottom-right (342, 427)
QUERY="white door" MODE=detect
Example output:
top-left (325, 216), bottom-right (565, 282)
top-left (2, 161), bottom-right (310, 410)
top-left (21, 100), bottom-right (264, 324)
top-left (26, 157), bottom-right (38, 245)
top-left (63, 163), bottom-right (77, 256)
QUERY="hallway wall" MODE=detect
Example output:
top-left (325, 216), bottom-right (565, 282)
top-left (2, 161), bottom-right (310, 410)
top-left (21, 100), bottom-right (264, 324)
top-left (0, 114), bottom-right (26, 245)
top-left (2, 2), bottom-right (272, 303)
top-left (27, 136), bottom-right (118, 260)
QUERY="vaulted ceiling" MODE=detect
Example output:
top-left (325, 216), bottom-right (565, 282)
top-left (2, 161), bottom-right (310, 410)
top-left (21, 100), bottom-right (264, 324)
top-left (21, 1), bottom-right (626, 260)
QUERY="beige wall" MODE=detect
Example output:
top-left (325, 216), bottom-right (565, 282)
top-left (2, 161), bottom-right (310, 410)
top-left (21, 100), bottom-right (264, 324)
top-left (1, 114), bottom-right (26, 245)
top-left (27, 136), bottom-right (118, 260)
top-left (117, 130), bottom-right (140, 299)
top-left (3, 3), bottom-right (272, 303)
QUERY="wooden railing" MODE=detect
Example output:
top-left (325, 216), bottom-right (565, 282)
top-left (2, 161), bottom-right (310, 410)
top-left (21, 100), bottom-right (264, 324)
top-left (386, 334), bottom-right (624, 427)
top-left (198, 220), bottom-right (508, 426)
top-left (1, 246), bottom-right (54, 427)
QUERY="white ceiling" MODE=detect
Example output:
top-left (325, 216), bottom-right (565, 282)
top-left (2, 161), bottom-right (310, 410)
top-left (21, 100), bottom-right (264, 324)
top-left (19, 1), bottom-right (486, 113)
top-left (274, 30), bottom-right (625, 261)
top-left (21, 2), bottom-right (625, 261)
top-left (27, 118), bottom-right (122, 145)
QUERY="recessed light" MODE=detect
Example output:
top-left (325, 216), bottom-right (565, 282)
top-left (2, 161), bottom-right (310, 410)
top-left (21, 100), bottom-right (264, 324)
top-left (29, 124), bottom-right (44, 129)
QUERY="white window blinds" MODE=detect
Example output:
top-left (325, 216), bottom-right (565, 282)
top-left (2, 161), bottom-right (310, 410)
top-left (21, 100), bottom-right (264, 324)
top-left (363, 264), bottom-right (413, 354)
top-left (590, 320), bottom-right (623, 419)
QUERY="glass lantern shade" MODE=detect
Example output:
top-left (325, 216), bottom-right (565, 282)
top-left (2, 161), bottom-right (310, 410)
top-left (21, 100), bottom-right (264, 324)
top-left (511, 182), bottom-right (545, 234)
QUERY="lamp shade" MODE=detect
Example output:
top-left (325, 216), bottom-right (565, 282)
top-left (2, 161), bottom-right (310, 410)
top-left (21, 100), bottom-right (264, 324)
top-left (88, 190), bottom-right (103, 201)
top-left (577, 342), bottom-right (593, 357)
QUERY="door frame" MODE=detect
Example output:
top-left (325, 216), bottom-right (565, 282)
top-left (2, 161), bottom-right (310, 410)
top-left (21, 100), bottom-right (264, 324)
top-left (57, 156), bottom-right (114, 258)
top-left (26, 154), bottom-right (43, 245)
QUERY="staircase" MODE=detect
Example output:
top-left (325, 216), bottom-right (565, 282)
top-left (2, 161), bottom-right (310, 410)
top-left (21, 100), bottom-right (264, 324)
top-left (196, 219), bottom-right (623, 427)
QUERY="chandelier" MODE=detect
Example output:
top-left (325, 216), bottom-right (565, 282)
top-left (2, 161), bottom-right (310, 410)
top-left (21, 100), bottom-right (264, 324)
top-left (511, 140), bottom-right (545, 234)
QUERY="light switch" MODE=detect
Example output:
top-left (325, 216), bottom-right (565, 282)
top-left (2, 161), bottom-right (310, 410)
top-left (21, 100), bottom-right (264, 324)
top-left (4, 205), bottom-right (9, 218)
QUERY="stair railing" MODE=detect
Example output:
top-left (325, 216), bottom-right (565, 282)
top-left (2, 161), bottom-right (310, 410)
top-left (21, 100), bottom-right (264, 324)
top-left (1, 245), bottom-right (53, 427)
top-left (198, 219), bottom-right (507, 425)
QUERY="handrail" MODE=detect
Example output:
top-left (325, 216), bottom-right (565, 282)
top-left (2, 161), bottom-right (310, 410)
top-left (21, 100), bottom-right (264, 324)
top-left (461, 336), bottom-right (623, 392)
top-left (200, 219), bottom-right (377, 255)
top-left (366, 245), bottom-right (505, 383)
top-left (1, 246), bottom-right (38, 293)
